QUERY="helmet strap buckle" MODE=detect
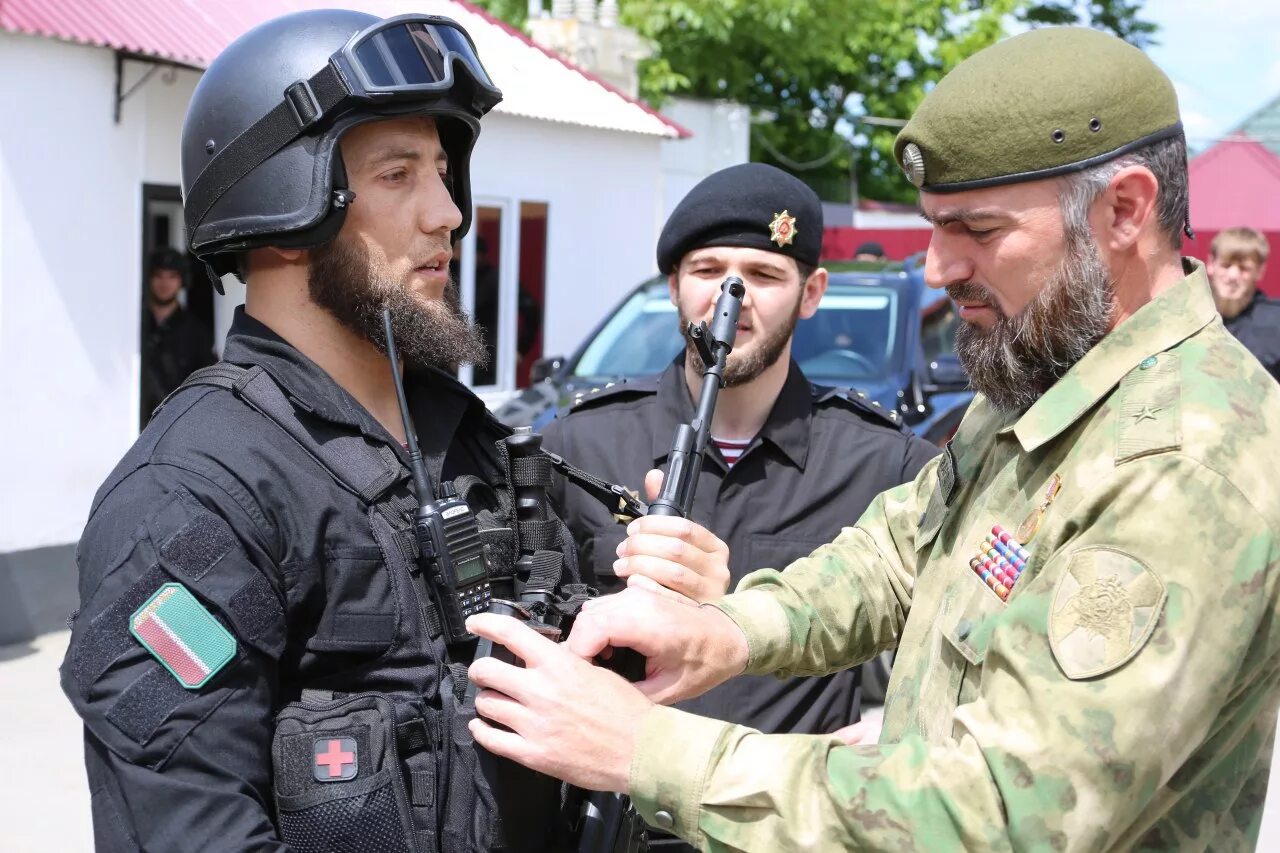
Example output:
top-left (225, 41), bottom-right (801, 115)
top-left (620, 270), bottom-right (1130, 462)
top-left (285, 79), bottom-right (324, 131)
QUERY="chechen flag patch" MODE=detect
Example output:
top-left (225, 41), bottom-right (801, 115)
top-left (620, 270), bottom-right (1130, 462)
top-left (130, 583), bottom-right (236, 689)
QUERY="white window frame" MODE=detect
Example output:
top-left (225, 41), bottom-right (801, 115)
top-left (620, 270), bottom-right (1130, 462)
top-left (458, 195), bottom-right (521, 392)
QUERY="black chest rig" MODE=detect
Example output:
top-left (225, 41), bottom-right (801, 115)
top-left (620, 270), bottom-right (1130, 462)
top-left (174, 364), bottom-right (605, 852)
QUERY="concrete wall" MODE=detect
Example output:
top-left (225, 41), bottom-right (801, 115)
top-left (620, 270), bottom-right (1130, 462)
top-left (0, 545), bottom-right (78, 645)
top-left (0, 32), bottom-right (199, 555)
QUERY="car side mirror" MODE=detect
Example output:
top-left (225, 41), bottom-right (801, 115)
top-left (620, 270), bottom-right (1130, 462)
top-left (530, 355), bottom-right (564, 384)
top-left (924, 355), bottom-right (969, 393)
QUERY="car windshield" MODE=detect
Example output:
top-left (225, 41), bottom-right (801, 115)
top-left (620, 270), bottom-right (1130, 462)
top-left (573, 280), bottom-right (901, 383)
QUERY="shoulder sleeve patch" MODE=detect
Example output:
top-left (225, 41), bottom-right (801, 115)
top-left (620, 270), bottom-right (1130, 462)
top-left (1048, 546), bottom-right (1166, 680)
top-left (1116, 352), bottom-right (1181, 464)
top-left (130, 583), bottom-right (237, 689)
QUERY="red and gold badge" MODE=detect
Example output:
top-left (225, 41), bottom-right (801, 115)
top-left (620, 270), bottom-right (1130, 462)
top-left (769, 210), bottom-right (797, 247)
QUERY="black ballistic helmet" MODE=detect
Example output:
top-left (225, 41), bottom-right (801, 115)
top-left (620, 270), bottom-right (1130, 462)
top-left (181, 10), bottom-right (502, 287)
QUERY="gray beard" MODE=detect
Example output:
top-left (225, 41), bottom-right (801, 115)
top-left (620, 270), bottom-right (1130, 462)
top-left (679, 294), bottom-right (800, 387)
top-left (950, 232), bottom-right (1114, 413)
top-left (307, 235), bottom-right (489, 373)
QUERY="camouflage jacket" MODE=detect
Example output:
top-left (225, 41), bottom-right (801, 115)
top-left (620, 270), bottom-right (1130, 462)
top-left (628, 260), bottom-right (1280, 851)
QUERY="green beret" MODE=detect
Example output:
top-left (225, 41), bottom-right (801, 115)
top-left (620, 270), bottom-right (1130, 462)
top-left (894, 27), bottom-right (1181, 193)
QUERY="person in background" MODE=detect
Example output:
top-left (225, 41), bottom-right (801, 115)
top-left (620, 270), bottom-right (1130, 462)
top-left (853, 240), bottom-right (887, 261)
top-left (1207, 227), bottom-right (1279, 380)
top-left (140, 248), bottom-right (215, 424)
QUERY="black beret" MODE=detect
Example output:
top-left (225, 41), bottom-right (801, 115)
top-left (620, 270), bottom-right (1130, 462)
top-left (656, 163), bottom-right (823, 274)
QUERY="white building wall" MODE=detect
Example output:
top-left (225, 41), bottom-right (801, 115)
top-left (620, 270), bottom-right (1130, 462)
top-left (470, 112), bottom-right (665, 358)
top-left (0, 33), bottom-right (196, 552)
top-left (658, 97), bottom-right (750, 221)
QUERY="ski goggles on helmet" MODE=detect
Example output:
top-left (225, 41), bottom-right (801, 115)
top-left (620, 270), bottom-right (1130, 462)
top-left (187, 14), bottom-right (501, 231)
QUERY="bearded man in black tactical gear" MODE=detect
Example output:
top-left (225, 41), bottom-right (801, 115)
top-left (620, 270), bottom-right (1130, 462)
top-left (60, 10), bottom-right (602, 851)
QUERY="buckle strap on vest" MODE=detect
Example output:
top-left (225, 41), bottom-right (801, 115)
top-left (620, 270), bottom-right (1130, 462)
top-left (521, 551), bottom-right (561, 597)
top-left (509, 453), bottom-right (553, 488)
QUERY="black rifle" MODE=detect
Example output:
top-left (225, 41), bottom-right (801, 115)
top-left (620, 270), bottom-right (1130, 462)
top-left (579, 276), bottom-right (746, 853)
top-left (647, 276), bottom-right (746, 517)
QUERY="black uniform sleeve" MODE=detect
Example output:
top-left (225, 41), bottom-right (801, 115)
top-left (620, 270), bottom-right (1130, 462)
top-left (61, 463), bottom-right (288, 852)
top-left (900, 432), bottom-right (943, 483)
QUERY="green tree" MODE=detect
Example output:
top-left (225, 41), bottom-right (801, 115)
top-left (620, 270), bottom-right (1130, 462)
top-left (470, 1), bottom-right (1156, 203)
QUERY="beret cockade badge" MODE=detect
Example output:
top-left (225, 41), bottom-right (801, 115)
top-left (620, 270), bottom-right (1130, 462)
top-left (900, 142), bottom-right (926, 187)
top-left (769, 210), bottom-right (797, 247)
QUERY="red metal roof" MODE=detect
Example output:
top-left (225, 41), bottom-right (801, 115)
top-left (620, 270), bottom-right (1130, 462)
top-left (1, 0), bottom-right (257, 68)
top-left (0, 0), bottom-right (688, 137)
top-left (1189, 134), bottom-right (1280, 232)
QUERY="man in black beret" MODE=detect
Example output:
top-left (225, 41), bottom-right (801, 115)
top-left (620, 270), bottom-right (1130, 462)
top-left (140, 248), bottom-right (215, 425)
top-left (540, 165), bottom-right (938, 849)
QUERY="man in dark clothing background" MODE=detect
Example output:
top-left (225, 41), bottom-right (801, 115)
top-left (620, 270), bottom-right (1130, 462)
top-left (541, 166), bottom-right (939, 852)
top-left (1207, 227), bottom-right (1280, 381)
top-left (140, 248), bottom-right (215, 423)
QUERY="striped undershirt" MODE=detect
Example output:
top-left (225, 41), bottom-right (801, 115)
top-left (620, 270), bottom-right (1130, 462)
top-left (712, 435), bottom-right (753, 467)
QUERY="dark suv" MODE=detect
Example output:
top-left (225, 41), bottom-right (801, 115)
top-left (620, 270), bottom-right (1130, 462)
top-left (495, 257), bottom-right (973, 445)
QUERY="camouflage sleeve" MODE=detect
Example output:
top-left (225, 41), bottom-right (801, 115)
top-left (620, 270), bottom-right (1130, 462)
top-left (631, 454), bottom-right (1279, 851)
top-left (710, 453), bottom-right (941, 676)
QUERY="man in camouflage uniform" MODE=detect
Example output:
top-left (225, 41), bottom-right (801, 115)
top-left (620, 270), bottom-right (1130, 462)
top-left (462, 26), bottom-right (1280, 851)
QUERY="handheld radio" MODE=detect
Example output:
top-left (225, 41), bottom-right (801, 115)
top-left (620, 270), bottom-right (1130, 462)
top-left (383, 310), bottom-right (492, 644)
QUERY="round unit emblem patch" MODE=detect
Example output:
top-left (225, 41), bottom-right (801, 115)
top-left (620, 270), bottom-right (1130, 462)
top-left (901, 143), bottom-right (926, 187)
top-left (1049, 547), bottom-right (1166, 680)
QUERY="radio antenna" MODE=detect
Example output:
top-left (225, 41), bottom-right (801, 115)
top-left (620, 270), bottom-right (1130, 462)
top-left (383, 308), bottom-right (434, 500)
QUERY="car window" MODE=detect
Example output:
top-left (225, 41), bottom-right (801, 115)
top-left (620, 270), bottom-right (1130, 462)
top-left (573, 281), bottom-right (900, 383)
top-left (921, 299), bottom-right (960, 363)
top-left (573, 286), bottom-right (680, 377)
top-left (792, 287), bottom-right (898, 382)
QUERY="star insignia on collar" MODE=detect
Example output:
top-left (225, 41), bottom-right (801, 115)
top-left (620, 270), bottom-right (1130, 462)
top-left (1133, 405), bottom-right (1162, 424)
top-left (769, 210), bottom-right (797, 247)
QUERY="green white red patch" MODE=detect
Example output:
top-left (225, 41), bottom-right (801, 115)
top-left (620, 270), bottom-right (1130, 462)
top-left (130, 583), bottom-right (236, 688)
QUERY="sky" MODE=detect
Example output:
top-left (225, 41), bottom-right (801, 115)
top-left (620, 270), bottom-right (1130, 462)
top-left (1142, 0), bottom-right (1280, 152)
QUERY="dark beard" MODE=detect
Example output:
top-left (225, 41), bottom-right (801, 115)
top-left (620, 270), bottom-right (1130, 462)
top-left (307, 235), bottom-right (489, 373)
top-left (950, 231), bottom-right (1114, 413)
top-left (679, 293), bottom-right (800, 387)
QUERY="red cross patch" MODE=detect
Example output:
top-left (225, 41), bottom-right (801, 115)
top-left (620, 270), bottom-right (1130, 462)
top-left (313, 737), bottom-right (358, 782)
